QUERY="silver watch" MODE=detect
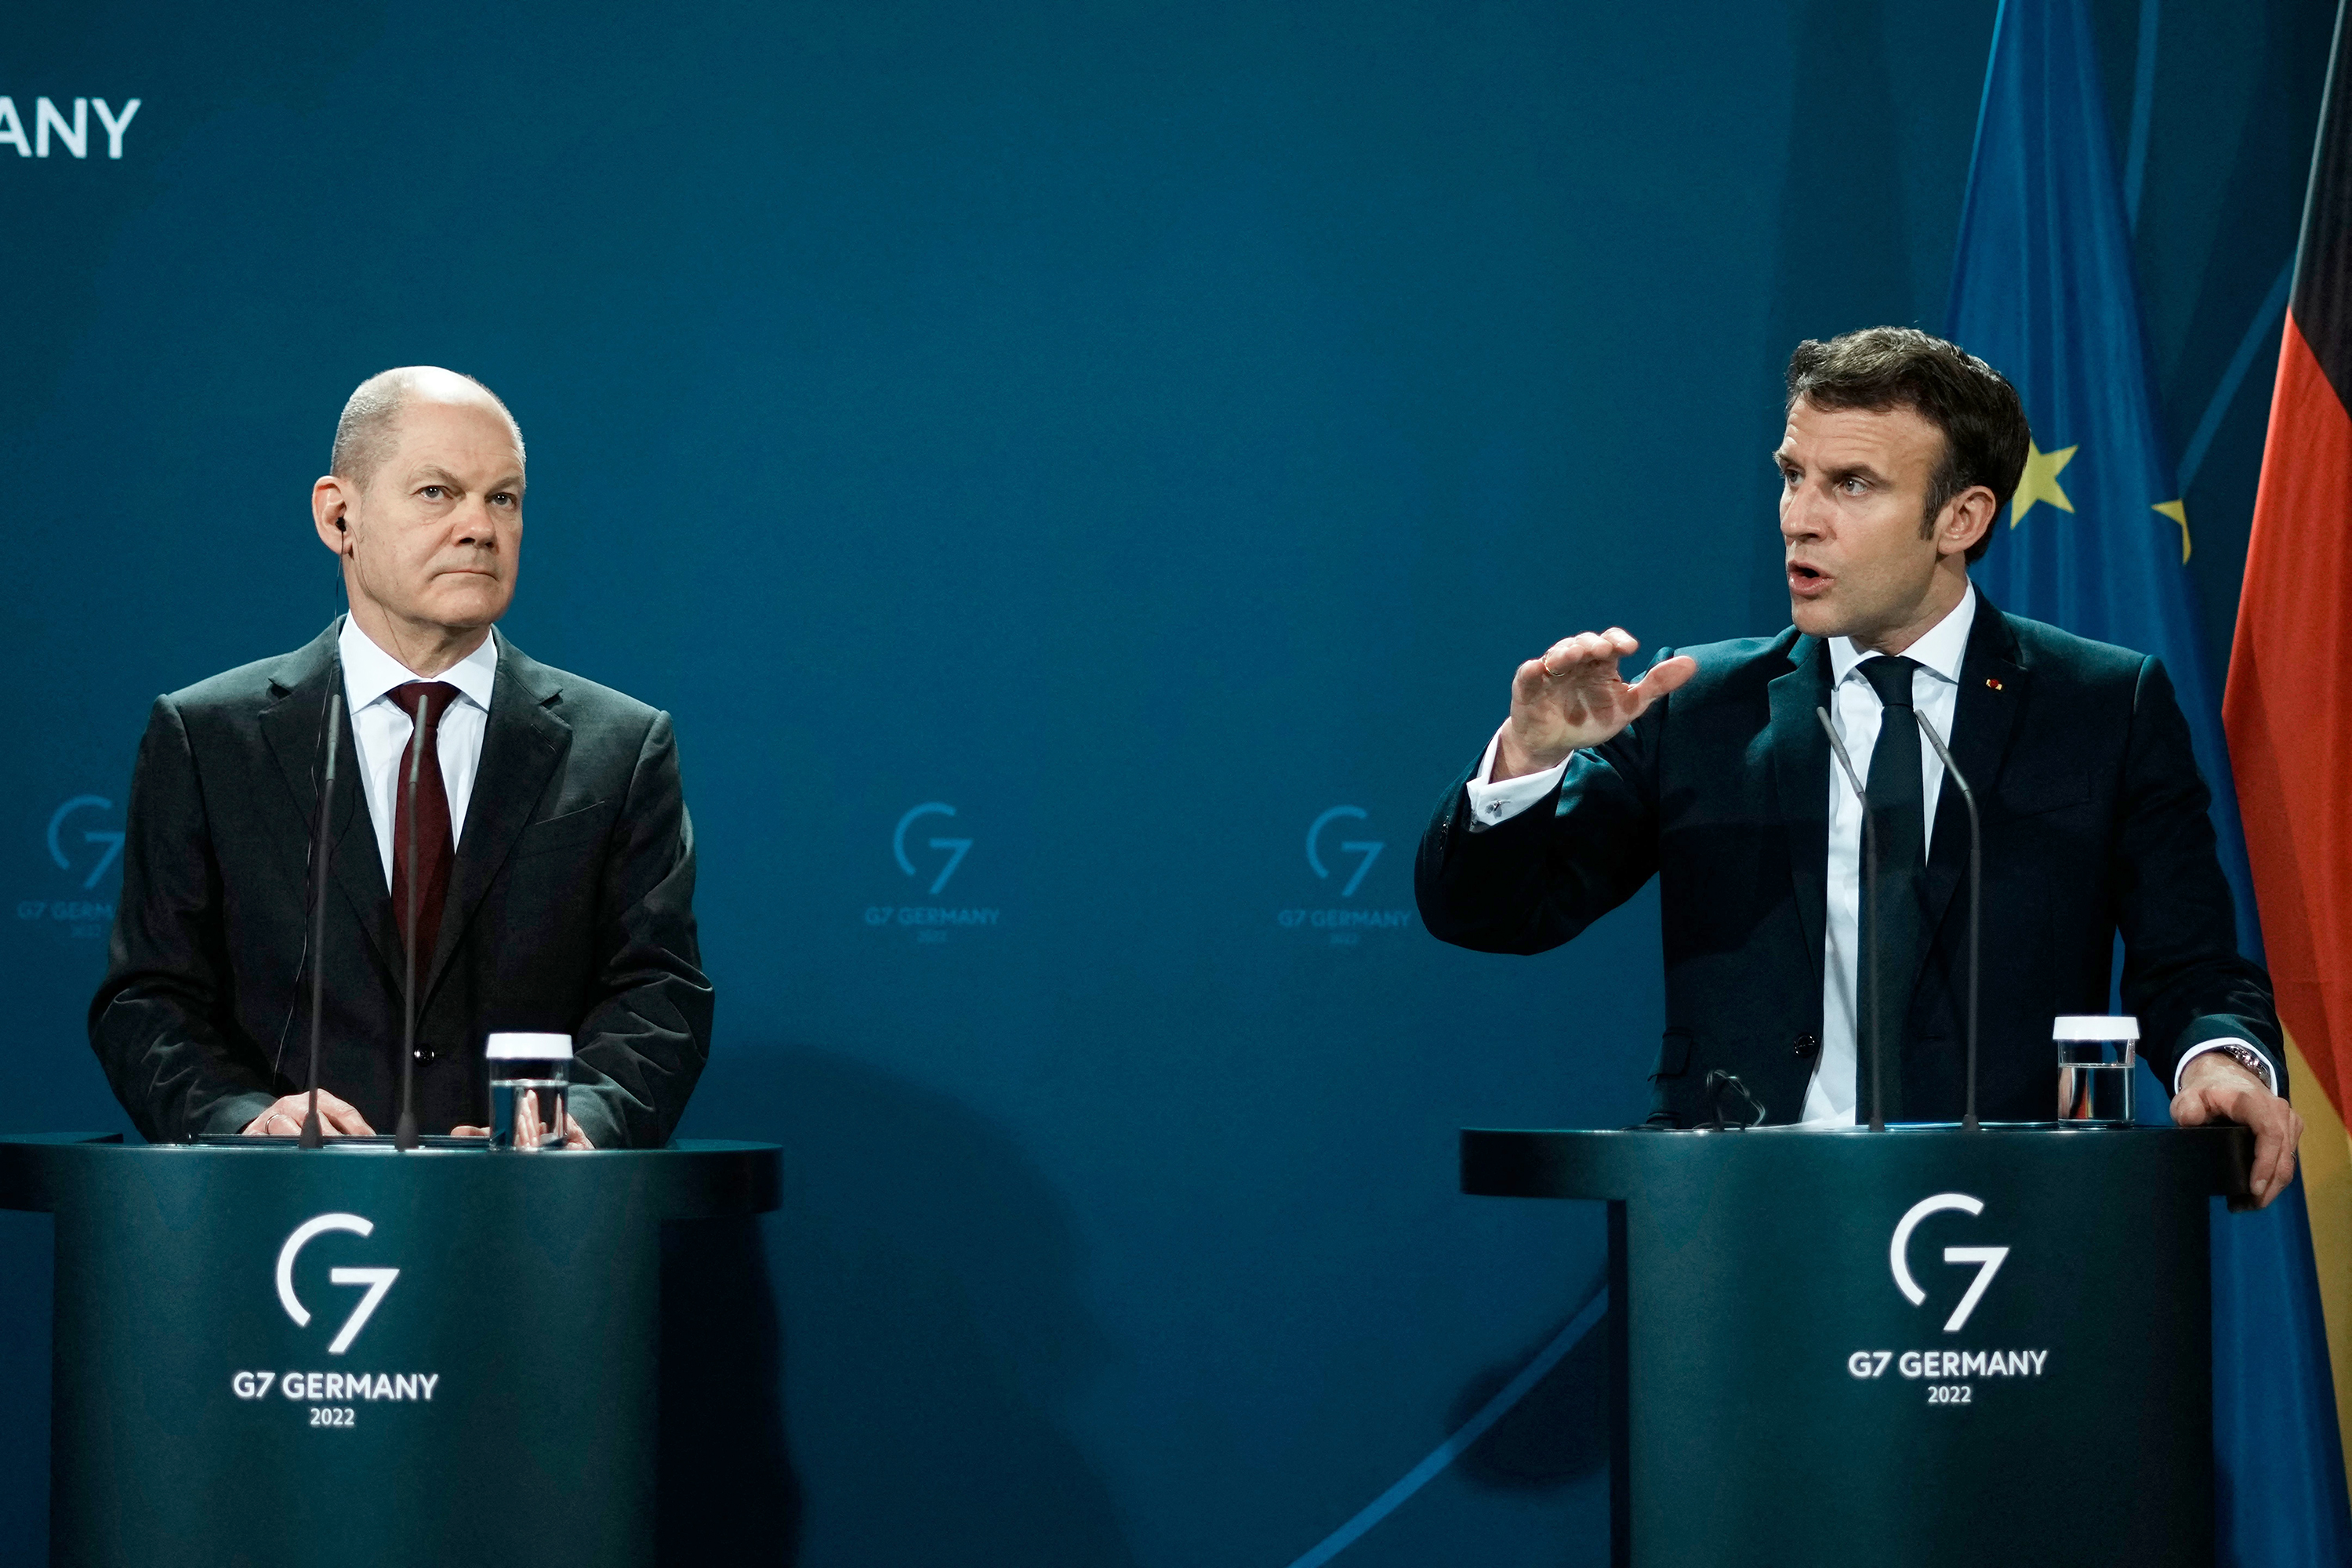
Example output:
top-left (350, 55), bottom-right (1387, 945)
top-left (2204, 1043), bottom-right (2275, 1094)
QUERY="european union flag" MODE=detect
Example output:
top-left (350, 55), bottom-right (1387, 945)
top-left (1947, 0), bottom-right (2351, 1559)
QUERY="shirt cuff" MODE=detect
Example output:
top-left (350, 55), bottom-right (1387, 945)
top-left (1464, 724), bottom-right (1572, 833)
top-left (2174, 1038), bottom-right (2277, 1097)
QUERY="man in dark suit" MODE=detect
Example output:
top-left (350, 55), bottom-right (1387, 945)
top-left (90, 367), bottom-right (710, 1149)
top-left (1415, 327), bottom-right (2303, 1206)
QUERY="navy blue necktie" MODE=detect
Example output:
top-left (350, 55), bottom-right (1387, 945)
top-left (1859, 656), bottom-right (1925, 1120)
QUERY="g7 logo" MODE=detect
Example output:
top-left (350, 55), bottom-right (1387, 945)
top-left (277, 1214), bottom-right (399, 1356)
top-left (1889, 1192), bottom-right (2009, 1334)
top-left (894, 802), bottom-right (972, 895)
top-left (48, 796), bottom-right (125, 890)
top-left (1305, 806), bottom-right (1382, 898)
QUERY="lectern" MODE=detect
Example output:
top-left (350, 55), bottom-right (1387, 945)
top-left (0, 1133), bottom-right (780, 1568)
top-left (1461, 1124), bottom-right (2251, 1568)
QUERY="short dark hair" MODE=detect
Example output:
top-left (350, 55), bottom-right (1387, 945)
top-left (1784, 327), bottom-right (2029, 564)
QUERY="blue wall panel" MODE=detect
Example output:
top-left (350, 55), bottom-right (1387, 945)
top-left (0, 2), bottom-right (2328, 1562)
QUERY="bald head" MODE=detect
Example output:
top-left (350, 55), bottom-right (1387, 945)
top-left (330, 367), bottom-right (525, 493)
top-left (311, 368), bottom-right (527, 675)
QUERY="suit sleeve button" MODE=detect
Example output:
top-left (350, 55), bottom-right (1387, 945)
top-left (1792, 1034), bottom-right (1819, 1058)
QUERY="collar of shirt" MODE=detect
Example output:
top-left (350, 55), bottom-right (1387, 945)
top-left (1826, 583), bottom-right (1976, 691)
top-left (337, 616), bottom-right (499, 715)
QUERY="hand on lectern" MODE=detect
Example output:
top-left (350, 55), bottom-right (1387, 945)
top-left (2171, 1052), bottom-right (2303, 1210)
top-left (1494, 628), bottom-right (1697, 782)
top-left (452, 1093), bottom-right (593, 1149)
top-left (242, 1090), bottom-right (374, 1138)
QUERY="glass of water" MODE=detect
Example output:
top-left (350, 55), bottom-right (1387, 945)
top-left (487, 1033), bottom-right (572, 1150)
top-left (2055, 1015), bottom-right (2136, 1124)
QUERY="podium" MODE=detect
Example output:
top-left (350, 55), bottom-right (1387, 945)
top-left (0, 1132), bottom-right (780, 1568)
top-left (1461, 1124), bottom-right (2252, 1568)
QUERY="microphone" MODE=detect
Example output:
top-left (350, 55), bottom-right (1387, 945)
top-left (1915, 716), bottom-right (1982, 1131)
top-left (1817, 707), bottom-right (1886, 1133)
top-left (298, 693), bottom-right (344, 1149)
top-left (394, 691), bottom-right (427, 1151)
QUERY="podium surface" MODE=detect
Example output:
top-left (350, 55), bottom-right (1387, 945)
top-left (0, 1133), bottom-right (780, 1568)
top-left (1461, 1124), bottom-right (2252, 1568)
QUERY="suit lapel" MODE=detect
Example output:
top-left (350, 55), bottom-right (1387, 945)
top-left (1911, 597), bottom-right (2027, 997)
top-left (259, 623), bottom-right (401, 986)
top-left (259, 626), bottom-right (343, 859)
top-left (1766, 633), bottom-right (1833, 990)
top-left (423, 638), bottom-right (570, 1001)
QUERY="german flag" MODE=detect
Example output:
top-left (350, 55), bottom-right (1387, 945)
top-left (2226, 0), bottom-right (2352, 1494)
top-left (2229, 23), bottom-right (2352, 1149)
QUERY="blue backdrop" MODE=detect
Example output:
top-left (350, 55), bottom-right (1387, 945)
top-left (0, 2), bottom-right (2331, 1563)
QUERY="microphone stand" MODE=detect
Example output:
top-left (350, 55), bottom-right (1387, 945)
top-left (299, 695), bottom-right (343, 1149)
top-left (394, 692), bottom-right (427, 1152)
top-left (1817, 708), bottom-right (1885, 1132)
top-left (1916, 717), bottom-right (1982, 1131)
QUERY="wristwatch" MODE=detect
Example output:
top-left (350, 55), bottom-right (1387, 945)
top-left (2202, 1042), bottom-right (2276, 1094)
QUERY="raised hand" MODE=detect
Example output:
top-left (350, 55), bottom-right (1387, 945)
top-left (1495, 628), bottom-right (1697, 781)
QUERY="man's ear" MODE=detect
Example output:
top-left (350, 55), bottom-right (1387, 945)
top-left (1940, 484), bottom-right (1998, 560)
top-left (311, 474), bottom-right (355, 556)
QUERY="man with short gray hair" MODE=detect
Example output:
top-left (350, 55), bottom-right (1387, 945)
top-left (90, 367), bottom-right (711, 1148)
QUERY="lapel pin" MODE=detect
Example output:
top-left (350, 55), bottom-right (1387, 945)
top-left (1985, 677), bottom-right (2004, 691)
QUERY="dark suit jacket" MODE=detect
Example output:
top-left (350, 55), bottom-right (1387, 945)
top-left (1414, 597), bottom-right (2281, 1125)
top-left (89, 621), bottom-right (713, 1148)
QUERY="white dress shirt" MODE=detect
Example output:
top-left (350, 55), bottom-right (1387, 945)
top-left (1801, 590), bottom-right (1976, 1122)
top-left (337, 616), bottom-right (499, 884)
top-left (1462, 585), bottom-right (2266, 1118)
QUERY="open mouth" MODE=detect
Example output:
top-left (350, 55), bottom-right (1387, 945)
top-left (1787, 561), bottom-right (1832, 598)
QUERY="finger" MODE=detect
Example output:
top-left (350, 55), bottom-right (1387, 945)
top-left (2266, 1108), bottom-right (2303, 1198)
top-left (1600, 627), bottom-right (1640, 659)
top-left (1518, 636), bottom-right (1612, 702)
top-left (2239, 1142), bottom-right (2277, 1203)
top-left (2248, 1131), bottom-right (2281, 1203)
top-left (1626, 654), bottom-right (1700, 713)
top-left (1544, 633), bottom-right (1615, 674)
top-left (1540, 637), bottom-right (1584, 676)
top-left (450, 1125), bottom-right (489, 1138)
top-left (2242, 1098), bottom-right (2296, 1203)
top-left (2168, 1089), bottom-right (2211, 1127)
top-left (314, 1090), bottom-right (376, 1136)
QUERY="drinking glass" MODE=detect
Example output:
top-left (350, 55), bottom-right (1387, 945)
top-left (487, 1033), bottom-right (572, 1150)
top-left (2055, 1015), bottom-right (2136, 1124)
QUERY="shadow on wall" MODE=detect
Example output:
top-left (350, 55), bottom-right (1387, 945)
top-left (677, 1043), bottom-right (1134, 1568)
top-left (660, 1214), bottom-right (799, 1565)
top-left (1450, 1280), bottom-right (1612, 1493)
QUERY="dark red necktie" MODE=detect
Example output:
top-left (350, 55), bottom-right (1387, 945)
top-left (389, 682), bottom-right (461, 970)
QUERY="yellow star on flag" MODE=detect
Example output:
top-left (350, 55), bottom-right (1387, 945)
top-left (2153, 499), bottom-right (2190, 563)
top-left (2009, 439), bottom-right (2078, 527)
